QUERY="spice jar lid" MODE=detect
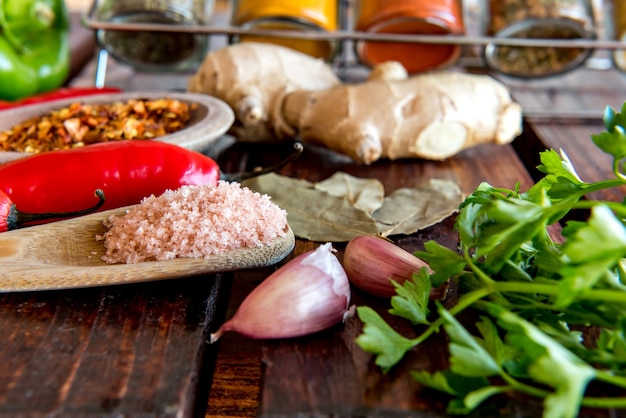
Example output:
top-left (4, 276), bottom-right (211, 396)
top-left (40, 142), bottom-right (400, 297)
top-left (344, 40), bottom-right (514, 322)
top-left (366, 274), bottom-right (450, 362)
top-left (232, 16), bottom-right (338, 61)
top-left (233, 2), bottom-right (337, 32)
top-left (355, 16), bottom-right (463, 74)
top-left (484, 17), bottom-right (594, 78)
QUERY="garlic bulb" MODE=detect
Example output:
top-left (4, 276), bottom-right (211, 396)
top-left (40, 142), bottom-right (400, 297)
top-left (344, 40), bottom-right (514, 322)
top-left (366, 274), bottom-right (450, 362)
top-left (343, 235), bottom-right (438, 298)
top-left (210, 243), bottom-right (350, 342)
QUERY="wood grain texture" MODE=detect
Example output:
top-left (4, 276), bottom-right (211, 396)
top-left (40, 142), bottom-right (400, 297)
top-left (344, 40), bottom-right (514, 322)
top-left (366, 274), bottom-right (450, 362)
top-left (506, 68), bottom-right (626, 203)
top-left (205, 338), bottom-right (262, 418)
top-left (0, 274), bottom-right (227, 418)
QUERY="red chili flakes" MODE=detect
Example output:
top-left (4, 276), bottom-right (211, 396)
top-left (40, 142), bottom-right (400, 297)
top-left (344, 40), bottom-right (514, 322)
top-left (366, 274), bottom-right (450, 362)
top-left (0, 98), bottom-right (198, 153)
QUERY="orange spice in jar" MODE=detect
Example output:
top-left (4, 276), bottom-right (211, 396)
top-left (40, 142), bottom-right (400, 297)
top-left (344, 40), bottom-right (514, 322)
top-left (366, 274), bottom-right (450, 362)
top-left (354, 0), bottom-right (465, 74)
top-left (232, 0), bottom-right (338, 60)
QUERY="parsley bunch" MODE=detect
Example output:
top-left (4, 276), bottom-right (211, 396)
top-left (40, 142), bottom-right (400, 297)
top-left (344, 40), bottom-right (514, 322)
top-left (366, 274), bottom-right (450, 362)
top-left (356, 103), bottom-right (626, 418)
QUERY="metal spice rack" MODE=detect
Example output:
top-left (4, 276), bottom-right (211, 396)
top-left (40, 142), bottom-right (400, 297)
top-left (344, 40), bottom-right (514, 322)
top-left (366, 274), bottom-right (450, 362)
top-left (81, 0), bottom-right (626, 120)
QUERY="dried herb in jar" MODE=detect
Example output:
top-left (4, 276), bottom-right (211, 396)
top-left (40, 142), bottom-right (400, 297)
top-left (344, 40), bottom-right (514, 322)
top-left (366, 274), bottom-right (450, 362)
top-left (484, 0), bottom-right (595, 78)
top-left (93, 0), bottom-right (212, 71)
top-left (101, 12), bottom-right (199, 66)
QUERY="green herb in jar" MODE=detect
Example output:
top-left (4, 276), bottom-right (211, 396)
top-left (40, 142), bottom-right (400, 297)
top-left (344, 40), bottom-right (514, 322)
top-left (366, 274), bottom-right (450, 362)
top-left (101, 11), bottom-right (198, 66)
top-left (485, 0), bottom-right (595, 78)
top-left (492, 25), bottom-right (586, 76)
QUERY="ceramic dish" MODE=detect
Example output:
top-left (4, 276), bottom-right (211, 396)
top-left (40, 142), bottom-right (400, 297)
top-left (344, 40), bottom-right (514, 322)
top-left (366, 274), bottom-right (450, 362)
top-left (0, 91), bottom-right (235, 164)
top-left (0, 206), bottom-right (295, 292)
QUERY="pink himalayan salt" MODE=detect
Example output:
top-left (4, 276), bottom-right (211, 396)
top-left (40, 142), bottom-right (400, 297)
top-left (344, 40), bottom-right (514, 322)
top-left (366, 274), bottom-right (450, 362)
top-left (100, 181), bottom-right (288, 264)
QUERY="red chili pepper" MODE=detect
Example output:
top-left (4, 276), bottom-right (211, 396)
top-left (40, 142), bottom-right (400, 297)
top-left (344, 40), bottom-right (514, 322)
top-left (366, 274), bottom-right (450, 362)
top-left (0, 87), bottom-right (122, 111)
top-left (0, 140), bottom-right (302, 222)
top-left (0, 189), bottom-right (106, 232)
top-left (0, 141), bottom-right (221, 214)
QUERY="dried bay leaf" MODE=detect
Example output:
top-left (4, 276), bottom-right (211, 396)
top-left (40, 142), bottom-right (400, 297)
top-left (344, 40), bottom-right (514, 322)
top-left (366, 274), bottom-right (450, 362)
top-left (244, 173), bottom-right (463, 242)
top-left (315, 172), bottom-right (385, 215)
top-left (373, 178), bottom-right (464, 237)
top-left (243, 173), bottom-right (379, 242)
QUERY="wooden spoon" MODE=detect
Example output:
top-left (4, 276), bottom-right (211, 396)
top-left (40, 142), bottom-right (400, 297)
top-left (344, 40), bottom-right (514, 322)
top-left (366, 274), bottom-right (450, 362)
top-left (0, 207), bottom-right (295, 292)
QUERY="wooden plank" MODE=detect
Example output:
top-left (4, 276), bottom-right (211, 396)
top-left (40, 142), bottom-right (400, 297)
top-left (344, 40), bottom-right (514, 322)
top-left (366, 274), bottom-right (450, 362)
top-left (506, 68), bottom-right (626, 203)
top-left (0, 275), bottom-right (226, 418)
top-left (205, 268), bottom-right (268, 418)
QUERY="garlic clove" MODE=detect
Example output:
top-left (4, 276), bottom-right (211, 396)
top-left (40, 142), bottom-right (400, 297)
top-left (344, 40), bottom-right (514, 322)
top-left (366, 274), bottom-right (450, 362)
top-left (210, 243), bottom-right (350, 342)
top-left (343, 235), bottom-right (444, 299)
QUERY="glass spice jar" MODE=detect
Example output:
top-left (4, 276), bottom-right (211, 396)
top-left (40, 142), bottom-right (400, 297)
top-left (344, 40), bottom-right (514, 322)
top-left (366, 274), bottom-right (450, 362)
top-left (484, 0), bottom-right (596, 78)
top-left (231, 0), bottom-right (338, 60)
top-left (354, 0), bottom-right (465, 74)
top-left (93, 0), bottom-right (214, 72)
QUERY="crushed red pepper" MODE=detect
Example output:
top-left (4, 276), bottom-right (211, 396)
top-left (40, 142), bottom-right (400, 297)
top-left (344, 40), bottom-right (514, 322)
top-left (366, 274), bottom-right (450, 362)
top-left (0, 98), bottom-right (198, 153)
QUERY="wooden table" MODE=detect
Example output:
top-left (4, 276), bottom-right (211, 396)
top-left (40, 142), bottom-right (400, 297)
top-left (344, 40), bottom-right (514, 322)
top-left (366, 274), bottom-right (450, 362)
top-left (3, 12), bottom-right (626, 418)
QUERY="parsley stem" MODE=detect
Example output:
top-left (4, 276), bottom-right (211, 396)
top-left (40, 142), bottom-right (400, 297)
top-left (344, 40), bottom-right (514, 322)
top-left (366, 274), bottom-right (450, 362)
top-left (500, 371), bottom-right (626, 409)
top-left (410, 287), bottom-right (492, 346)
top-left (500, 370), bottom-right (626, 409)
top-left (573, 199), bottom-right (626, 217)
top-left (490, 282), bottom-right (626, 304)
top-left (464, 248), bottom-right (495, 286)
top-left (614, 158), bottom-right (626, 182)
top-left (581, 396), bottom-right (626, 408)
top-left (580, 178), bottom-right (626, 196)
top-left (410, 251), bottom-right (498, 345)
top-left (594, 369), bottom-right (626, 390)
top-left (499, 371), bottom-right (550, 399)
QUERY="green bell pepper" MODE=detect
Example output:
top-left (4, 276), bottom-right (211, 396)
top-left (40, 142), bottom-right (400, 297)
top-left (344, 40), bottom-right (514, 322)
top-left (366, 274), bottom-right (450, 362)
top-left (0, 0), bottom-right (70, 101)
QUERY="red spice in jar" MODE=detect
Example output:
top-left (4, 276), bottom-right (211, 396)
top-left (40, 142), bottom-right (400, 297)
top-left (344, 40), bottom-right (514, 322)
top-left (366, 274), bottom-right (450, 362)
top-left (355, 0), bottom-right (464, 73)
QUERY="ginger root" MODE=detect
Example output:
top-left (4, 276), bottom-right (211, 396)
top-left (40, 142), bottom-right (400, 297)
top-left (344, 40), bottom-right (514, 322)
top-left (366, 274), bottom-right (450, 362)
top-left (187, 42), bottom-right (340, 142)
top-left (279, 65), bottom-right (523, 163)
top-left (188, 43), bottom-right (522, 164)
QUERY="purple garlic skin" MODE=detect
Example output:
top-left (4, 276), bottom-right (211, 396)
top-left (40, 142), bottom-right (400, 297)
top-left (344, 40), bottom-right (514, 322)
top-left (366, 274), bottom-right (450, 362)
top-left (343, 235), bottom-right (434, 298)
top-left (211, 243), bottom-right (350, 342)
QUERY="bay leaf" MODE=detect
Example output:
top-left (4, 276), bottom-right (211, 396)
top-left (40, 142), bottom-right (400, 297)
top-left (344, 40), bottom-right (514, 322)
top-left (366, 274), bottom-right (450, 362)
top-left (373, 178), bottom-right (464, 237)
top-left (315, 172), bottom-right (385, 215)
top-left (243, 173), bottom-right (379, 242)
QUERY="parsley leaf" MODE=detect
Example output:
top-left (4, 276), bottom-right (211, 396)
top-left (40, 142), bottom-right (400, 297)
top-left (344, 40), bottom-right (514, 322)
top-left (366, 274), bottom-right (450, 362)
top-left (389, 268), bottom-right (431, 324)
top-left (487, 303), bottom-right (596, 418)
top-left (439, 304), bottom-right (501, 378)
top-left (414, 240), bottom-right (466, 287)
top-left (355, 306), bottom-right (416, 373)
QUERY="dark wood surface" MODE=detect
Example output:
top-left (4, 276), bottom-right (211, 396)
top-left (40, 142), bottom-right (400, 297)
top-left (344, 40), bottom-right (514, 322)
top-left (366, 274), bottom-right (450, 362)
top-left (0, 276), bottom-right (226, 418)
top-left (4, 10), bottom-right (626, 418)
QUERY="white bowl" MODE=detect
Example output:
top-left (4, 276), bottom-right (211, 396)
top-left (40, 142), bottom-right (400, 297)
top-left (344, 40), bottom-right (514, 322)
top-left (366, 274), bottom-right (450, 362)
top-left (0, 91), bottom-right (234, 164)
